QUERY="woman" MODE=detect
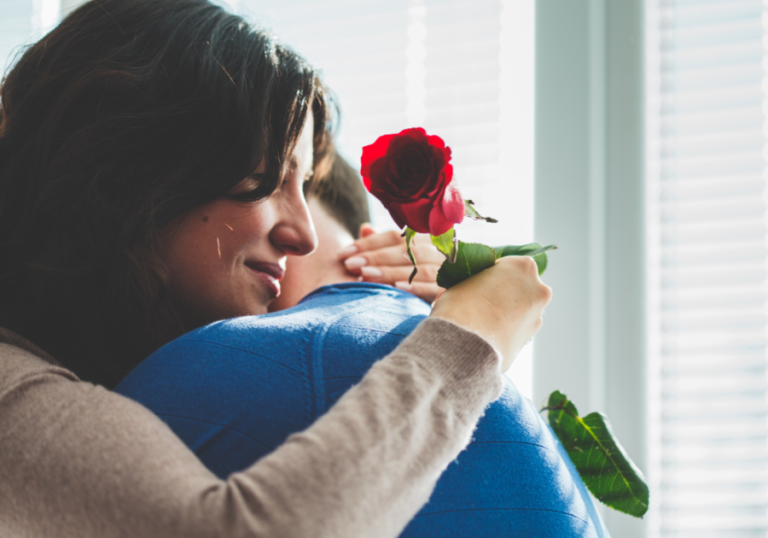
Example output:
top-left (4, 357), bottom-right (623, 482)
top-left (0, 1), bottom-right (550, 537)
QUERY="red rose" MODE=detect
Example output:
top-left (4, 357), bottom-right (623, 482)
top-left (360, 127), bottom-right (465, 236)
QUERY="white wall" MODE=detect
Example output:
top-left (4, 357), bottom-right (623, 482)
top-left (0, 0), bottom-right (34, 73)
top-left (534, 1), bottom-right (647, 537)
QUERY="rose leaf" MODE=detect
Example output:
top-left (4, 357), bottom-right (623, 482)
top-left (430, 228), bottom-right (457, 263)
top-left (494, 243), bottom-right (558, 276)
top-left (544, 391), bottom-right (650, 518)
top-left (436, 241), bottom-right (497, 289)
top-left (403, 227), bottom-right (418, 284)
top-left (464, 200), bottom-right (498, 224)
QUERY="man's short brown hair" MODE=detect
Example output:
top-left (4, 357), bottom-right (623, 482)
top-left (306, 153), bottom-right (370, 239)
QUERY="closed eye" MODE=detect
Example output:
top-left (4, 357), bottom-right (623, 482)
top-left (225, 174), bottom-right (266, 202)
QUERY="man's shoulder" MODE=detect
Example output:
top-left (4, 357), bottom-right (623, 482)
top-left (187, 282), bottom-right (430, 346)
top-left (294, 284), bottom-right (430, 408)
top-left (298, 282), bottom-right (429, 311)
top-left (129, 283), bottom-right (429, 382)
top-left (184, 283), bottom-right (426, 341)
top-left (297, 283), bottom-right (430, 359)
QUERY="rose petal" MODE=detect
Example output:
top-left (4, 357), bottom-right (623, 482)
top-left (426, 133), bottom-right (448, 152)
top-left (400, 127), bottom-right (428, 142)
top-left (428, 205), bottom-right (454, 237)
top-left (361, 133), bottom-right (397, 177)
top-left (394, 199), bottom-right (433, 234)
top-left (441, 179), bottom-right (465, 224)
top-left (385, 202), bottom-right (410, 230)
top-left (441, 155), bottom-right (453, 181)
top-left (365, 157), bottom-right (391, 195)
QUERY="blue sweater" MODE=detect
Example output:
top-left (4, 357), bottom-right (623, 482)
top-left (117, 282), bottom-right (608, 537)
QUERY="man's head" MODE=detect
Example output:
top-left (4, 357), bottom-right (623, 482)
top-left (269, 153), bottom-right (371, 311)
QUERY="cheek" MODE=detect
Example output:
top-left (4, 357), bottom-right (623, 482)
top-left (179, 201), bottom-right (274, 262)
top-left (163, 205), bottom-right (252, 290)
top-left (164, 197), bottom-right (275, 272)
top-left (218, 201), bottom-right (276, 245)
top-left (165, 220), bottom-right (224, 296)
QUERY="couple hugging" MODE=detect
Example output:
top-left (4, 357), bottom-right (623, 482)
top-left (0, 1), bottom-right (605, 536)
top-left (116, 156), bottom-right (608, 538)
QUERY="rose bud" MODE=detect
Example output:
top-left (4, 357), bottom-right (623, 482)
top-left (361, 127), bottom-right (465, 236)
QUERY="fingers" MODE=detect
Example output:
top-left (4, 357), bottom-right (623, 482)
top-left (340, 228), bottom-right (442, 259)
top-left (337, 229), bottom-right (405, 260)
top-left (495, 256), bottom-right (552, 302)
top-left (343, 244), bottom-right (441, 274)
top-left (359, 263), bottom-right (439, 286)
top-left (359, 223), bottom-right (377, 239)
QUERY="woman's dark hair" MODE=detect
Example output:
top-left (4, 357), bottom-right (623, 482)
top-left (0, 0), bottom-right (334, 387)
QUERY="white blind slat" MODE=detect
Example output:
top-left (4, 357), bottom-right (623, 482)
top-left (648, 0), bottom-right (768, 536)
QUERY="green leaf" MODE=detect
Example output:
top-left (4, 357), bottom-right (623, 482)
top-left (430, 228), bottom-right (457, 263)
top-left (403, 227), bottom-right (418, 284)
top-left (464, 199), bottom-right (498, 224)
top-left (545, 391), bottom-right (650, 518)
top-left (494, 243), bottom-right (558, 276)
top-left (436, 241), bottom-right (497, 289)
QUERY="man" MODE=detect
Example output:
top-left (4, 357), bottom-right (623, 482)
top-left (116, 155), bottom-right (608, 537)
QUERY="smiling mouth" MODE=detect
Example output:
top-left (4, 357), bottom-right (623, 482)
top-left (245, 261), bottom-right (285, 299)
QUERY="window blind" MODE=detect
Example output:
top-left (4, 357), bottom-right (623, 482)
top-left (237, 0), bottom-right (530, 245)
top-left (647, 0), bottom-right (768, 536)
top-left (422, 0), bottom-right (504, 244)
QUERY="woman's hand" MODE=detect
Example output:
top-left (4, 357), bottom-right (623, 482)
top-left (431, 256), bottom-right (552, 372)
top-left (337, 224), bottom-right (445, 303)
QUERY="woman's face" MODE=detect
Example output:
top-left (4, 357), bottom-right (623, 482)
top-left (164, 113), bottom-right (317, 326)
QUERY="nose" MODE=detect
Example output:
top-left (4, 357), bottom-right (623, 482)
top-left (268, 181), bottom-right (318, 257)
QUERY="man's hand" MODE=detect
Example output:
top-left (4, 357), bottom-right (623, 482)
top-left (337, 224), bottom-right (445, 303)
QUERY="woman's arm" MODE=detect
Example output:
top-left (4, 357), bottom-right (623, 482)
top-left (0, 319), bottom-right (501, 538)
top-left (0, 256), bottom-right (549, 538)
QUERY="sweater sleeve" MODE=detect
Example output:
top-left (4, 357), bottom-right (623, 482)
top-left (0, 317), bottom-right (503, 538)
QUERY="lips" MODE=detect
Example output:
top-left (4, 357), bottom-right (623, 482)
top-left (245, 261), bottom-right (285, 298)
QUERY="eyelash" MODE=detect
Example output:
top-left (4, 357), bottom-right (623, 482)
top-left (227, 170), bottom-right (313, 202)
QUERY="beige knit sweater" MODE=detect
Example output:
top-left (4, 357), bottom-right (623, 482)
top-left (0, 318), bottom-right (502, 538)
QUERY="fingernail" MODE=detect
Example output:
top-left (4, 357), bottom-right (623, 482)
top-left (344, 256), bottom-right (368, 270)
top-left (337, 244), bottom-right (359, 258)
top-left (361, 266), bottom-right (383, 278)
top-left (395, 281), bottom-right (413, 291)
